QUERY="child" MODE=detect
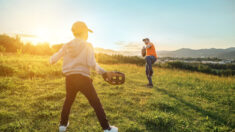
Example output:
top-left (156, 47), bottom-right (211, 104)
top-left (50, 21), bottom-right (118, 132)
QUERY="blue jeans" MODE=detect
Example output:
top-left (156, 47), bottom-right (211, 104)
top-left (145, 56), bottom-right (157, 85)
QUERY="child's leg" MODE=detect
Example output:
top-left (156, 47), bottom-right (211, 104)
top-left (80, 79), bottom-right (110, 130)
top-left (60, 76), bottom-right (78, 126)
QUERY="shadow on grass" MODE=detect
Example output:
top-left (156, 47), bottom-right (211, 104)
top-left (154, 87), bottom-right (234, 129)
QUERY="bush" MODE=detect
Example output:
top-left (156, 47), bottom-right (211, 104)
top-left (165, 61), bottom-right (235, 76)
top-left (96, 53), bottom-right (145, 65)
top-left (0, 34), bottom-right (58, 55)
top-left (0, 35), bottom-right (23, 52)
top-left (0, 64), bottom-right (14, 76)
top-left (0, 45), bottom-right (6, 52)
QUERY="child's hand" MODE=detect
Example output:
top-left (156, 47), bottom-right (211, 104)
top-left (102, 71), bottom-right (125, 85)
top-left (106, 72), bottom-right (116, 80)
top-left (102, 71), bottom-right (118, 81)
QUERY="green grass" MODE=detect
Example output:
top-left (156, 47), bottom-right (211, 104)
top-left (0, 54), bottom-right (234, 132)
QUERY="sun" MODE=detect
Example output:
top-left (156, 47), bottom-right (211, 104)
top-left (35, 28), bottom-right (50, 43)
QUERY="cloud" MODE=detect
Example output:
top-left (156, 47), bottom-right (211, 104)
top-left (115, 41), bottom-right (127, 45)
top-left (115, 41), bottom-right (143, 52)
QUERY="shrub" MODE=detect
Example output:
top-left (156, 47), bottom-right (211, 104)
top-left (0, 64), bottom-right (14, 76)
top-left (0, 45), bottom-right (6, 52)
top-left (96, 53), bottom-right (145, 65)
top-left (165, 61), bottom-right (235, 76)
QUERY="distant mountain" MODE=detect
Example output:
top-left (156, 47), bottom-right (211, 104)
top-left (218, 51), bottom-right (235, 59)
top-left (94, 47), bottom-right (119, 55)
top-left (158, 47), bottom-right (235, 59)
top-left (94, 47), bottom-right (140, 56)
top-left (95, 47), bottom-right (235, 59)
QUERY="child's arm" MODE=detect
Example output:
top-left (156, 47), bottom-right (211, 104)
top-left (94, 62), bottom-right (106, 75)
top-left (87, 43), bottom-right (106, 75)
top-left (87, 43), bottom-right (119, 81)
top-left (49, 45), bottom-right (65, 64)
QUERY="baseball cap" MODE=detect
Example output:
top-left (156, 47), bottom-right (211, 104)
top-left (142, 38), bottom-right (149, 41)
top-left (71, 21), bottom-right (93, 33)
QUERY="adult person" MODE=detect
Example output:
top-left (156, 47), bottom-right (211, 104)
top-left (142, 38), bottom-right (157, 88)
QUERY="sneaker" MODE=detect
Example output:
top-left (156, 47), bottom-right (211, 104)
top-left (104, 126), bottom-right (118, 132)
top-left (146, 84), bottom-right (153, 88)
top-left (59, 122), bottom-right (69, 132)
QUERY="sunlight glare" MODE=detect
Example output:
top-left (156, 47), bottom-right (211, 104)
top-left (35, 28), bottom-right (50, 42)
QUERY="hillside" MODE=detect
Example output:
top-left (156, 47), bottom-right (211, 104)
top-left (95, 48), bottom-right (119, 55)
top-left (0, 54), bottom-right (234, 131)
top-left (158, 47), bottom-right (235, 59)
top-left (95, 47), bottom-right (235, 59)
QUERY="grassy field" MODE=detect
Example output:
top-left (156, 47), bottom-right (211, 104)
top-left (0, 54), bottom-right (234, 132)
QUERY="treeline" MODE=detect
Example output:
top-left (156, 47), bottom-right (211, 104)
top-left (0, 34), bottom-right (63, 55)
top-left (160, 57), bottom-right (223, 61)
top-left (96, 53), bottom-right (145, 65)
top-left (158, 61), bottom-right (235, 76)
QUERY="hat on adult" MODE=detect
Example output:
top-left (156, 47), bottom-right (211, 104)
top-left (142, 38), bottom-right (149, 41)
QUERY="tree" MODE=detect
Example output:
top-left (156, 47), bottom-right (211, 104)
top-left (0, 34), bottom-right (23, 52)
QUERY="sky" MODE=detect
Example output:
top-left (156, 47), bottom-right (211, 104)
top-left (0, 0), bottom-right (234, 51)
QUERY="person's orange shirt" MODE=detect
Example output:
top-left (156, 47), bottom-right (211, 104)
top-left (146, 43), bottom-right (157, 58)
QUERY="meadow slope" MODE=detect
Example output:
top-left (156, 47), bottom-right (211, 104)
top-left (0, 54), bottom-right (234, 132)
